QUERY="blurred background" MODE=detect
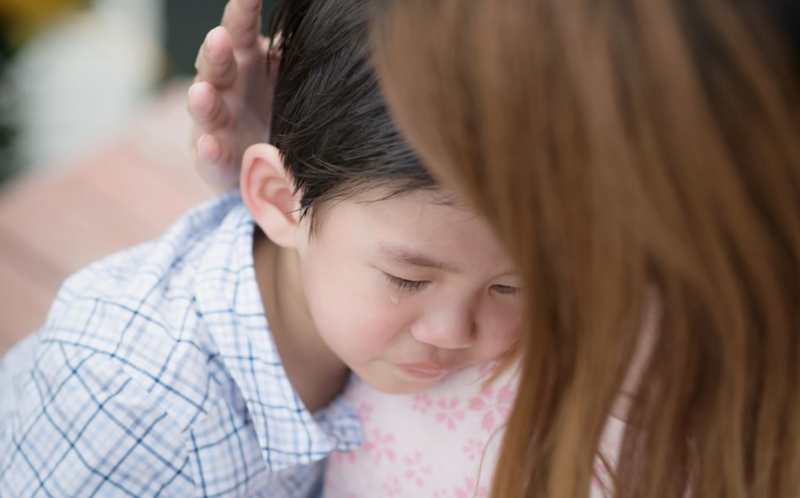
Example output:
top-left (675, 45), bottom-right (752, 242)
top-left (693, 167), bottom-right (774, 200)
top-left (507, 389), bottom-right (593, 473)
top-left (0, 0), bottom-right (276, 352)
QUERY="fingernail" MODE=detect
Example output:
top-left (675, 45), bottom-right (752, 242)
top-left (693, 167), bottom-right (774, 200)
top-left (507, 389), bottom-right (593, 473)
top-left (189, 86), bottom-right (212, 115)
top-left (204, 30), bottom-right (214, 54)
top-left (198, 135), bottom-right (221, 162)
top-left (207, 30), bottom-right (219, 55)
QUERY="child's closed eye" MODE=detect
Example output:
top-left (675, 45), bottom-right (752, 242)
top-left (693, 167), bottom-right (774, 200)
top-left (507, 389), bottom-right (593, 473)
top-left (383, 272), bottom-right (429, 292)
top-left (491, 284), bottom-right (520, 296)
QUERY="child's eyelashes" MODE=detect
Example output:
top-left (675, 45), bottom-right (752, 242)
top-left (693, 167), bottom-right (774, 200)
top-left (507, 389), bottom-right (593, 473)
top-left (382, 272), bottom-right (520, 296)
top-left (383, 272), bottom-right (429, 292)
top-left (492, 284), bottom-right (520, 296)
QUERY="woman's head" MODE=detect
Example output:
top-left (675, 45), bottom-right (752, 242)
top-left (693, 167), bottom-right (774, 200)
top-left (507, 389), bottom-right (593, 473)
top-left (373, 0), bottom-right (800, 496)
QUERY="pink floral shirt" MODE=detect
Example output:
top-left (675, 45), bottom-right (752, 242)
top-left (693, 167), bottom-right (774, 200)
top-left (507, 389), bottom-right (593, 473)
top-left (324, 365), bottom-right (625, 497)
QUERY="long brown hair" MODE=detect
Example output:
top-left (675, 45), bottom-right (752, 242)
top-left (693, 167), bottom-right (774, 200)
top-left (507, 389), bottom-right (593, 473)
top-left (371, 0), bottom-right (800, 496)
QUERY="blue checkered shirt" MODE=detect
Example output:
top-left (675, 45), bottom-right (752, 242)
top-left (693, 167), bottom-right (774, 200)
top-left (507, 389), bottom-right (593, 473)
top-left (0, 192), bottom-right (362, 497)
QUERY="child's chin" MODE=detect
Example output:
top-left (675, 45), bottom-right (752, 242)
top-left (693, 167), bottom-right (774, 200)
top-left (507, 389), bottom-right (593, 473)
top-left (361, 373), bottom-right (446, 395)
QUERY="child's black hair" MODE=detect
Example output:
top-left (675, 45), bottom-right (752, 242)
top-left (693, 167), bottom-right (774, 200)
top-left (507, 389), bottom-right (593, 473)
top-left (267, 0), bottom-right (436, 226)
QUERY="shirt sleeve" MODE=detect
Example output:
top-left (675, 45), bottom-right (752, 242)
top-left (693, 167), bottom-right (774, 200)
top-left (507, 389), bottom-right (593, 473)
top-left (0, 340), bottom-right (196, 497)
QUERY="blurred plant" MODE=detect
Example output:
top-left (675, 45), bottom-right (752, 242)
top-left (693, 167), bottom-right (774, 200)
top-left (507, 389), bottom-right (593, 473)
top-left (0, 0), bottom-right (88, 185)
top-left (0, 0), bottom-right (89, 49)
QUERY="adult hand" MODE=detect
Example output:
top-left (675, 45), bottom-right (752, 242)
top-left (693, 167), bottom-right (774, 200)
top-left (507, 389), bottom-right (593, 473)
top-left (188, 0), bottom-right (279, 189)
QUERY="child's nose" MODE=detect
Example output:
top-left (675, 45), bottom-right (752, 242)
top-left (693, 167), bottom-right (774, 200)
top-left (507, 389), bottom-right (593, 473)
top-left (409, 307), bottom-right (476, 349)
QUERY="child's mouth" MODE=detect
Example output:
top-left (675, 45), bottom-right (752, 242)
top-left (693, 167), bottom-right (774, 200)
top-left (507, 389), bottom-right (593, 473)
top-left (396, 362), bottom-right (454, 380)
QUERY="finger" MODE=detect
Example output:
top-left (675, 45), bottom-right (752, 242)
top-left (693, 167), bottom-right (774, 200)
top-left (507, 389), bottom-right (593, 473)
top-left (196, 134), bottom-right (241, 189)
top-left (194, 27), bottom-right (237, 89)
top-left (221, 0), bottom-right (263, 51)
top-left (188, 82), bottom-right (232, 131)
top-left (197, 133), bottom-right (222, 164)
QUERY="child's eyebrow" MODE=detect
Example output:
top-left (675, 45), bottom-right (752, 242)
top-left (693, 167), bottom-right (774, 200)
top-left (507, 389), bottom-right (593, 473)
top-left (378, 245), bottom-right (462, 274)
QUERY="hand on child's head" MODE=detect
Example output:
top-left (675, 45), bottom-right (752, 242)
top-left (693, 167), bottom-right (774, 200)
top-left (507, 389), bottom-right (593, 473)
top-left (189, 0), bottom-right (279, 189)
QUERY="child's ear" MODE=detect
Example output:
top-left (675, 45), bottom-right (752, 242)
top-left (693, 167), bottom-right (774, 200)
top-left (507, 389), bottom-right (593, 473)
top-left (240, 144), bottom-right (301, 249)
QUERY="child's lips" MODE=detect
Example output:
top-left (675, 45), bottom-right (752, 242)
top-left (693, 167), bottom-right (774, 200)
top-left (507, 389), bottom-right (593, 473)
top-left (396, 362), bottom-right (455, 380)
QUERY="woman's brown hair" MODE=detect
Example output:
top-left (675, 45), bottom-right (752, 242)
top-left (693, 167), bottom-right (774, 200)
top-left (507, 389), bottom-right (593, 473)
top-left (372, 0), bottom-right (800, 496)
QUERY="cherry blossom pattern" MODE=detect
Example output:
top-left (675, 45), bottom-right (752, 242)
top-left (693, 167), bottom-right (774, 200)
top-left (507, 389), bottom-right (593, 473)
top-left (325, 476), bottom-right (362, 498)
top-left (332, 449), bottom-right (357, 465)
top-left (467, 382), bottom-right (515, 432)
top-left (381, 476), bottom-right (402, 497)
top-left (462, 438), bottom-right (486, 462)
top-left (477, 361), bottom-right (496, 375)
top-left (355, 402), bottom-right (374, 424)
top-left (412, 393), bottom-right (433, 414)
top-left (435, 396), bottom-right (466, 430)
top-left (455, 478), bottom-right (489, 498)
top-left (364, 428), bottom-right (397, 464)
top-left (325, 476), bottom-right (339, 494)
top-left (403, 451), bottom-right (433, 487)
top-left (432, 477), bottom-right (488, 498)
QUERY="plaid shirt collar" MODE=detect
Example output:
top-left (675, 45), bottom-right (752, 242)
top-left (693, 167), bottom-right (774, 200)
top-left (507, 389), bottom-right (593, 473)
top-left (194, 194), bottom-right (361, 472)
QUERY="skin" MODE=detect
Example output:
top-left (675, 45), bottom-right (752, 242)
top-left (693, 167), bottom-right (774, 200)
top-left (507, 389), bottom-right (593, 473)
top-left (191, 0), bottom-right (523, 411)
top-left (189, 0), bottom-right (277, 188)
top-left (241, 144), bottom-right (522, 410)
top-left (192, 0), bottom-right (650, 429)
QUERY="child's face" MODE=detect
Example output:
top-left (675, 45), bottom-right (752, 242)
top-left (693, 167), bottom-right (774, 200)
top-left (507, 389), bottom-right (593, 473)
top-left (295, 189), bottom-right (522, 393)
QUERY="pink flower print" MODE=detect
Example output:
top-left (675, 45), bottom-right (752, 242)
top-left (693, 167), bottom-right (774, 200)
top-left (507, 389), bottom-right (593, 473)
top-left (412, 393), bottom-right (433, 414)
top-left (381, 476), bottom-right (402, 497)
top-left (355, 402), bottom-right (374, 424)
top-left (477, 361), bottom-right (497, 375)
top-left (332, 449), bottom-right (357, 465)
top-left (453, 477), bottom-right (489, 498)
top-left (403, 451), bottom-right (433, 487)
top-left (325, 477), bottom-right (338, 493)
top-left (432, 478), bottom-right (488, 498)
top-left (326, 476), bottom-right (361, 498)
top-left (462, 438), bottom-right (486, 462)
top-left (467, 383), bottom-right (515, 432)
top-left (364, 428), bottom-right (397, 464)
top-left (435, 396), bottom-right (466, 430)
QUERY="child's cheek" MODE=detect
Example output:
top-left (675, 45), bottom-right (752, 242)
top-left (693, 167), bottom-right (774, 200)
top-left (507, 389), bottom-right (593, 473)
top-left (360, 296), bottom-right (414, 359)
top-left (313, 281), bottom-right (409, 361)
top-left (479, 303), bottom-right (523, 357)
top-left (347, 304), bottom-right (409, 359)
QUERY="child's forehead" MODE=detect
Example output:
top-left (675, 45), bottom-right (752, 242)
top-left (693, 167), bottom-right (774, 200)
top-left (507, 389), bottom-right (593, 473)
top-left (318, 188), bottom-right (482, 235)
top-left (300, 185), bottom-right (517, 276)
top-left (351, 186), bottom-right (465, 211)
top-left (312, 187), bottom-right (513, 273)
top-left (303, 184), bottom-right (481, 239)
